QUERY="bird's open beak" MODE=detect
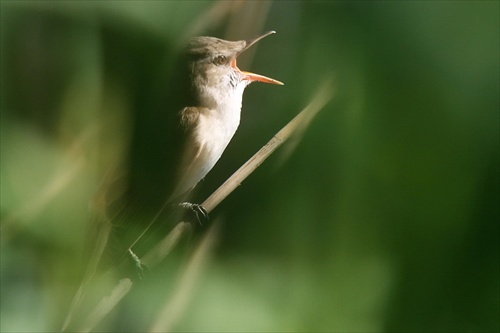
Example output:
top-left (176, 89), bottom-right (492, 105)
top-left (232, 31), bottom-right (284, 85)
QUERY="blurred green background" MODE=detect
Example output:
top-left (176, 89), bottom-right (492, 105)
top-left (1, 1), bottom-right (498, 332)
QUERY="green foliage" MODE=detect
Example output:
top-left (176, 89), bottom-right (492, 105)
top-left (1, 1), bottom-right (498, 332)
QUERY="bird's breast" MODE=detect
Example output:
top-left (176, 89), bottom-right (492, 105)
top-left (172, 103), bottom-right (242, 199)
top-left (196, 103), bottom-right (241, 165)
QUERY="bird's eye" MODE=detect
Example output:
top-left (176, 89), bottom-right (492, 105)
top-left (213, 55), bottom-right (228, 65)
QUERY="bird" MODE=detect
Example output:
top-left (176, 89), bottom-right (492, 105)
top-left (171, 30), bottom-right (283, 201)
top-left (98, 30), bottom-right (283, 265)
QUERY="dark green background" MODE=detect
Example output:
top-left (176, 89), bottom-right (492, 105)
top-left (1, 1), bottom-right (498, 331)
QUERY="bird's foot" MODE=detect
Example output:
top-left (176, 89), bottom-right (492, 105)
top-left (176, 202), bottom-right (209, 226)
top-left (127, 249), bottom-right (149, 280)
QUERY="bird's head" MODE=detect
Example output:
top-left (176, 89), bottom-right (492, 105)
top-left (186, 31), bottom-right (283, 108)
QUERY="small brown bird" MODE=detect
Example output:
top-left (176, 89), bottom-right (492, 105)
top-left (171, 30), bottom-right (283, 201)
top-left (111, 31), bottom-right (283, 257)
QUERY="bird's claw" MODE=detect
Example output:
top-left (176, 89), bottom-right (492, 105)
top-left (177, 202), bottom-right (209, 226)
top-left (127, 249), bottom-right (149, 280)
